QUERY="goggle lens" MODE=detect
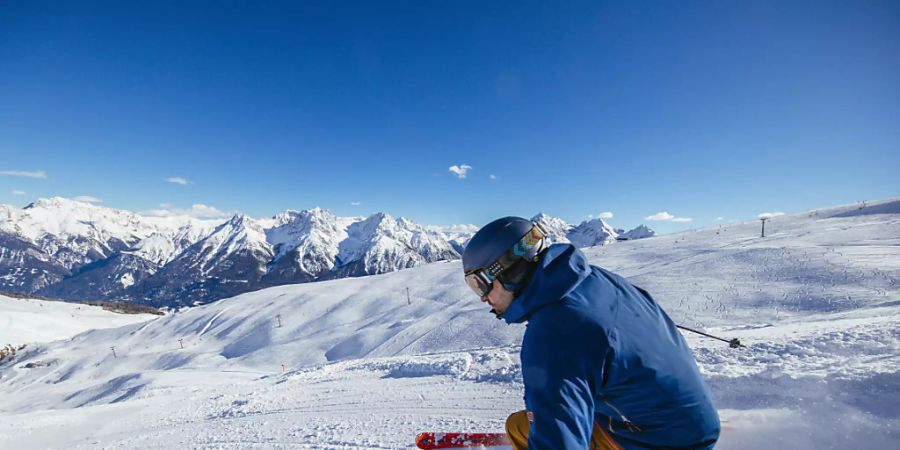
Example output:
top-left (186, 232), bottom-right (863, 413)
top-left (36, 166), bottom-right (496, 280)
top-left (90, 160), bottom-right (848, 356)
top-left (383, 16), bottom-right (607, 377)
top-left (465, 270), bottom-right (494, 297)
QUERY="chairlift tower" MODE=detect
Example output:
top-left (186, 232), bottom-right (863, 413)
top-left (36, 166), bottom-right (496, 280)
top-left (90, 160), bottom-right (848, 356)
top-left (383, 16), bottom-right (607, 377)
top-left (760, 217), bottom-right (769, 237)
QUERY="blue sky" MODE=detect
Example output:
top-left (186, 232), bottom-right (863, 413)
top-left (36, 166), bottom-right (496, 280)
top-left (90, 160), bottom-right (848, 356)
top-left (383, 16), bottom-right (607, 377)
top-left (1, 1), bottom-right (898, 233)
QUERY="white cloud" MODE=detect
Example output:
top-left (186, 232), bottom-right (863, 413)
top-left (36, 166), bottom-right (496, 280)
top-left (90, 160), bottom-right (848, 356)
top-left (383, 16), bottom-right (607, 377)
top-left (758, 212), bottom-right (785, 219)
top-left (158, 202), bottom-right (173, 208)
top-left (715, 217), bottom-right (724, 221)
top-left (598, 211), bottom-right (614, 219)
top-left (448, 165), bottom-right (472, 179)
top-left (71, 195), bottom-right (102, 204)
top-left (12, 190), bottom-right (26, 196)
top-left (645, 211), bottom-right (693, 222)
top-left (489, 174), bottom-right (497, 180)
top-left (0, 170), bottom-right (46, 179)
top-left (445, 224), bottom-right (478, 233)
top-left (427, 224), bottom-right (479, 234)
top-left (140, 203), bottom-right (231, 219)
top-left (645, 212), bottom-right (675, 221)
top-left (350, 201), bottom-right (362, 206)
top-left (165, 176), bottom-right (191, 185)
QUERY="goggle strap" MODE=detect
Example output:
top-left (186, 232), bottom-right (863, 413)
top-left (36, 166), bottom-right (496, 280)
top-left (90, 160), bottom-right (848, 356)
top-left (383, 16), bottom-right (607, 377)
top-left (486, 261), bottom-right (504, 277)
top-left (494, 224), bottom-right (546, 273)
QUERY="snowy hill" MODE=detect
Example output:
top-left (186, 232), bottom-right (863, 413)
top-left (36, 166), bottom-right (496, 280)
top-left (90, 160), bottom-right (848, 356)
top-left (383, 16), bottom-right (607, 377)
top-left (0, 294), bottom-right (156, 348)
top-left (1, 197), bottom-right (897, 449)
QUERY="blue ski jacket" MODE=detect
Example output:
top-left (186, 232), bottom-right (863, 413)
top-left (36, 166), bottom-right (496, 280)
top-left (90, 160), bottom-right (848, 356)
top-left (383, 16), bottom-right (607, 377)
top-left (503, 244), bottom-right (720, 449)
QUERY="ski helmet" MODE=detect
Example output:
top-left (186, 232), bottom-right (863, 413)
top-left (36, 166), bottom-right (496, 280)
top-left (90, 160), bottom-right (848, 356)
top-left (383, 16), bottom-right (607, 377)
top-left (462, 217), bottom-right (547, 298)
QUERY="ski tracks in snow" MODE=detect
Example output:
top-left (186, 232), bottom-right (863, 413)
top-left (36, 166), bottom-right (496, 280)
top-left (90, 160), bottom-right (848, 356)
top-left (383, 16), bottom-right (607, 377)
top-left (198, 307), bottom-right (230, 337)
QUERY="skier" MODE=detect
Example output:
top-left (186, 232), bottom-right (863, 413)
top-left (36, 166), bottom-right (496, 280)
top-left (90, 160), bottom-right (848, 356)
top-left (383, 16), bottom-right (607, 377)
top-left (462, 217), bottom-right (720, 449)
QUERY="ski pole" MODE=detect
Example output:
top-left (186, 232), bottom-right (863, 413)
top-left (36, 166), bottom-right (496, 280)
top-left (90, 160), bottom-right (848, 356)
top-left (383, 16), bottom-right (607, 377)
top-left (676, 325), bottom-right (745, 348)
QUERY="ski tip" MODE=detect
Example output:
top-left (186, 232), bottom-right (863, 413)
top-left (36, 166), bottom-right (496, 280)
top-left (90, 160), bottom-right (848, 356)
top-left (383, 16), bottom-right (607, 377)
top-left (415, 432), bottom-right (433, 449)
top-left (415, 432), bottom-right (510, 449)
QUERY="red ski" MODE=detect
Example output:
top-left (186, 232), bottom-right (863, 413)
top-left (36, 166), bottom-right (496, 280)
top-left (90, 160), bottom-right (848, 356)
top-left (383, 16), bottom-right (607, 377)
top-left (415, 432), bottom-right (510, 449)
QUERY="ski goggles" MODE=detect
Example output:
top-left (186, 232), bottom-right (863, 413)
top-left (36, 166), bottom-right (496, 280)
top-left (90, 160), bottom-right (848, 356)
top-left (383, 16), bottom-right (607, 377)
top-left (465, 268), bottom-right (497, 298)
top-left (464, 224), bottom-right (547, 297)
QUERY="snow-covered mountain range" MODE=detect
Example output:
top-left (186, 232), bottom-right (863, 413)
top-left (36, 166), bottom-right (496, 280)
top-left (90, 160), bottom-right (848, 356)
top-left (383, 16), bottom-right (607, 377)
top-left (532, 213), bottom-right (622, 247)
top-left (0, 198), bottom-right (652, 307)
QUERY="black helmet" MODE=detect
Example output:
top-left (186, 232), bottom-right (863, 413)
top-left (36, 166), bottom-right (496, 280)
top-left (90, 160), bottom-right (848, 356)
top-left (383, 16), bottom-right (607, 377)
top-left (462, 216), bottom-right (546, 298)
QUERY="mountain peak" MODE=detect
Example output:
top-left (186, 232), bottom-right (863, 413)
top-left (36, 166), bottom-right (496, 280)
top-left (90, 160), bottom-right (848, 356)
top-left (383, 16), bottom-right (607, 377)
top-left (226, 213), bottom-right (249, 226)
top-left (581, 217), bottom-right (611, 226)
top-left (333, 211), bottom-right (457, 275)
top-left (531, 213), bottom-right (573, 244)
top-left (27, 196), bottom-right (99, 210)
top-left (569, 217), bottom-right (618, 247)
top-left (619, 224), bottom-right (656, 240)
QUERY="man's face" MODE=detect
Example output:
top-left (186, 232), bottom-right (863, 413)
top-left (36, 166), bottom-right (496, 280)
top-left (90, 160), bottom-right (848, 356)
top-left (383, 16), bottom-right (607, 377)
top-left (482, 279), bottom-right (515, 315)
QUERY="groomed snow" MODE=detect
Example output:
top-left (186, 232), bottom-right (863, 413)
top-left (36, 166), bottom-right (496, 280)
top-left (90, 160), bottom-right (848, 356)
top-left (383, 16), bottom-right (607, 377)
top-left (0, 295), bottom-right (157, 347)
top-left (1, 198), bottom-right (898, 449)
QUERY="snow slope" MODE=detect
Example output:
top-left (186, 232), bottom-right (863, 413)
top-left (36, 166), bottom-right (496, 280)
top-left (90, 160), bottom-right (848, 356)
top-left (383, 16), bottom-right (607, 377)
top-left (0, 198), bottom-right (898, 449)
top-left (0, 295), bottom-right (156, 347)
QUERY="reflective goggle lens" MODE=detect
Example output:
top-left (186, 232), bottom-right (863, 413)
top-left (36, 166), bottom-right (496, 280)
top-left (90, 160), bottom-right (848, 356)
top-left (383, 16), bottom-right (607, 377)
top-left (465, 270), bottom-right (494, 297)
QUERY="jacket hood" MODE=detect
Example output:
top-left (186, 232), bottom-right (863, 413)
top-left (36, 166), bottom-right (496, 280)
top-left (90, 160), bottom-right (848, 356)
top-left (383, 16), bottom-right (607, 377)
top-left (503, 243), bottom-right (591, 324)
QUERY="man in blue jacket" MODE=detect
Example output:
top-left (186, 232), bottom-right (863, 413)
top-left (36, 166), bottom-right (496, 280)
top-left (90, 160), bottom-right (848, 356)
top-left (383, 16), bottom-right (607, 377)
top-left (463, 217), bottom-right (720, 450)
